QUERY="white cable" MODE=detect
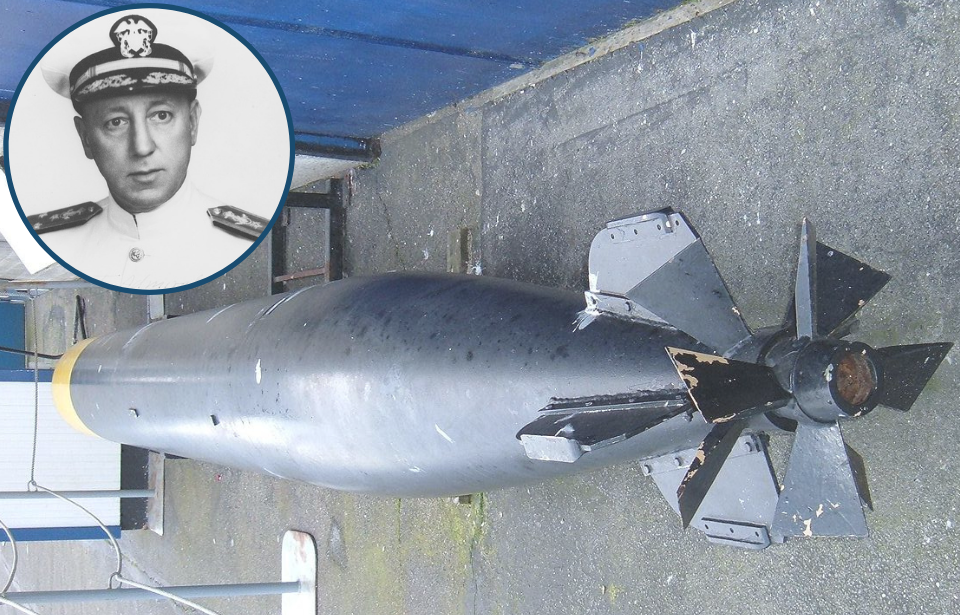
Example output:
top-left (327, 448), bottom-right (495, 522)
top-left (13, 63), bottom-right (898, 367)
top-left (27, 483), bottom-right (122, 582)
top-left (0, 518), bottom-right (18, 594)
top-left (24, 486), bottom-right (223, 614)
top-left (29, 296), bottom-right (39, 483)
top-left (18, 296), bottom-right (222, 615)
top-left (0, 298), bottom-right (42, 615)
top-left (0, 596), bottom-right (42, 615)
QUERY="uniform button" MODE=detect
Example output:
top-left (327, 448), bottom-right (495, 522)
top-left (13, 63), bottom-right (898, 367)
top-left (129, 247), bottom-right (144, 262)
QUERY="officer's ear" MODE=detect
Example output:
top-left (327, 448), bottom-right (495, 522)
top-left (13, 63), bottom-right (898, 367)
top-left (188, 100), bottom-right (201, 146)
top-left (73, 116), bottom-right (95, 160)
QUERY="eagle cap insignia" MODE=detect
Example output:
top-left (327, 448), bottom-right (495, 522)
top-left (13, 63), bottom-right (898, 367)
top-left (111, 15), bottom-right (157, 58)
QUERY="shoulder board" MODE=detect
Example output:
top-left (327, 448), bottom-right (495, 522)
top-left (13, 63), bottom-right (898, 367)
top-left (207, 206), bottom-right (268, 240)
top-left (28, 202), bottom-right (103, 234)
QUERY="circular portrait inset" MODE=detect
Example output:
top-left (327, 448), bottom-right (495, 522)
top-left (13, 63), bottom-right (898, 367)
top-left (4, 6), bottom-right (293, 293)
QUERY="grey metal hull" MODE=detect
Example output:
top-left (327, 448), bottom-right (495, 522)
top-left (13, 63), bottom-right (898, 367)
top-left (66, 273), bottom-right (707, 496)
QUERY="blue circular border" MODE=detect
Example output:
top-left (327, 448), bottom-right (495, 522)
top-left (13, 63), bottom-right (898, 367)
top-left (2, 2), bottom-right (295, 296)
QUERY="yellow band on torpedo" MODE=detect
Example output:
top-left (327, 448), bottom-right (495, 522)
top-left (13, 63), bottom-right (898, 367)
top-left (52, 337), bottom-right (100, 438)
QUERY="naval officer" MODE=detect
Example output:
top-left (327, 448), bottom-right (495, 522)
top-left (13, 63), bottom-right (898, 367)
top-left (27, 13), bottom-right (267, 290)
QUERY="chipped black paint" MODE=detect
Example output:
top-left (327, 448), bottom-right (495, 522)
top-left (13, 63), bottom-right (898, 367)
top-left (666, 349), bottom-right (791, 423)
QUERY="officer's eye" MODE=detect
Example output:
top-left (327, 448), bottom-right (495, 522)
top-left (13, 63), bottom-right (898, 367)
top-left (152, 110), bottom-right (173, 122)
top-left (105, 117), bottom-right (127, 129)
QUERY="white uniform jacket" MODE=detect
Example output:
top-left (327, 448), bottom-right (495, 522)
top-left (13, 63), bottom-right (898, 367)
top-left (43, 181), bottom-right (253, 290)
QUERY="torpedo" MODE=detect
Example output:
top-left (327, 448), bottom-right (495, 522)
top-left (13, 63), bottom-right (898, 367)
top-left (51, 208), bottom-right (951, 549)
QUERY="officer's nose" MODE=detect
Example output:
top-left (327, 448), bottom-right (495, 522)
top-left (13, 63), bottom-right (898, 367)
top-left (130, 117), bottom-right (156, 157)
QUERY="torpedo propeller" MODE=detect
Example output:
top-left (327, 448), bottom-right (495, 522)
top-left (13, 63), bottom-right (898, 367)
top-left (662, 219), bottom-right (952, 539)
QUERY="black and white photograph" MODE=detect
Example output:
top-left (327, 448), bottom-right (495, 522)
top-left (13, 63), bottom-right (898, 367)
top-left (5, 7), bottom-right (291, 291)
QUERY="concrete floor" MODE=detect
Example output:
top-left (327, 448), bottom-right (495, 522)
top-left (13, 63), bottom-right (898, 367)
top-left (4, 0), bottom-right (960, 613)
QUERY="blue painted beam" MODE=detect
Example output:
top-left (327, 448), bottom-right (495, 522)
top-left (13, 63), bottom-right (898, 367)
top-left (0, 525), bottom-right (120, 542)
top-left (0, 369), bottom-right (54, 383)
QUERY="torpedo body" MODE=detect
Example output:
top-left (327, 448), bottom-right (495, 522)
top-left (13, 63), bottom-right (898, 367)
top-left (51, 208), bottom-right (952, 548)
top-left (54, 273), bottom-right (704, 497)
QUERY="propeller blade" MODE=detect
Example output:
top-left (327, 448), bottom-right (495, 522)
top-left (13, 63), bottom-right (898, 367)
top-left (876, 343), bottom-right (953, 411)
top-left (771, 421), bottom-right (868, 539)
top-left (794, 219), bottom-right (818, 340)
top-left (626, 239), bottom-right (751, 355)
top-left (676, 421), bottom-right (746, 528)
top-left (666, 348), bottom-right (792, 423)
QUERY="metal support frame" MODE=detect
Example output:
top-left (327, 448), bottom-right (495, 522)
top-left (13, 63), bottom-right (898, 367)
top-left (0, 490), bottom-right (154, 500)
top-left (1, 530), bottom-right (317, 614)
top-left (4, 583), bottom-right (300, 604)
top-left (294, 133), bottom-right (380, 162)
top-left (270, 179), bottom-right (344, 295)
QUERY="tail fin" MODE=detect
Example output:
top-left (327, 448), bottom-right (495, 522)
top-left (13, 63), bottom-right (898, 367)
top-left (582, 208), bottom-right (750, 355)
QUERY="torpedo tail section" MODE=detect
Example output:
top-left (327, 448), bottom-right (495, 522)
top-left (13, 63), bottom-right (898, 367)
top-left (540, 209), bottom-right (950, 548)
top-left (516, 209), bottom-right (722, 465)
top-left (652, 216), bottom-right (951, 546)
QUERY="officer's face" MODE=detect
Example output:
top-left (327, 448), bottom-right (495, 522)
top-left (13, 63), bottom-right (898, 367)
top-left (74, 92), bottom-right (200, 214)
